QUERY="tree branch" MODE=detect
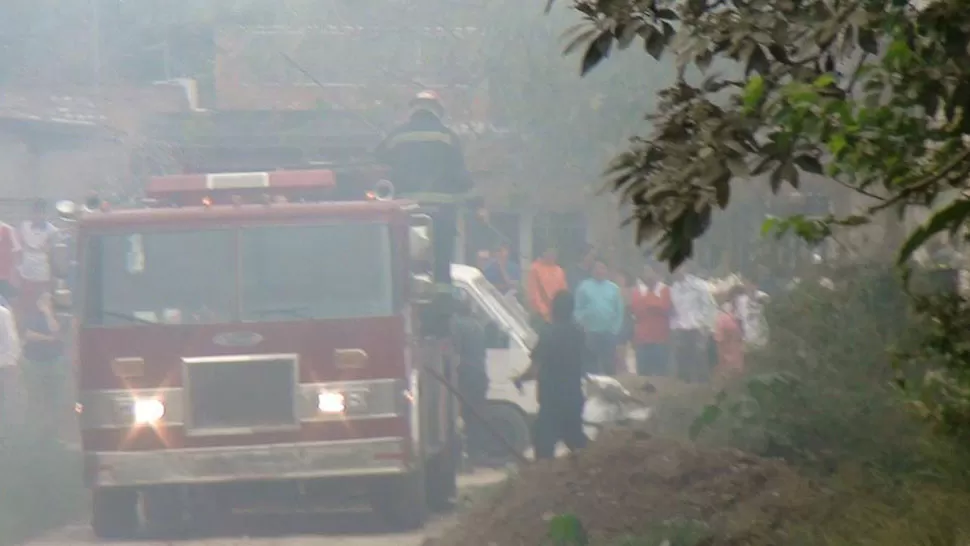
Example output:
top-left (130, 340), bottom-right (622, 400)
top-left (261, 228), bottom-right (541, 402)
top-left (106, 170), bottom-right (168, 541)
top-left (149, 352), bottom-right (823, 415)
top-left (869, 147), bottom-right (970, 214)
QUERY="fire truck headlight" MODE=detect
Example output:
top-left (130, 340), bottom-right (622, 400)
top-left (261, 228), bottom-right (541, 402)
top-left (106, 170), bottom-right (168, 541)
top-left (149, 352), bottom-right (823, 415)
top-left (317, 391), bottom-right (346, 414)
top-left (132, 399), bottom-right (166, 424)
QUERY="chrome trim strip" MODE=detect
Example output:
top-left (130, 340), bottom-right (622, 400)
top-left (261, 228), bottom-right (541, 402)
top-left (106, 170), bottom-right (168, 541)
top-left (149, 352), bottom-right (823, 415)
top-left (298, 378), bottom-right (405, 422)
top-left (79, 378), bottom-right (408, 430)
top-left (78, 388), bottom-right (184, 430)
top-left (182, 353), bottom-right (301, 437)
top-left (88, 437), bottom-right (408, 487)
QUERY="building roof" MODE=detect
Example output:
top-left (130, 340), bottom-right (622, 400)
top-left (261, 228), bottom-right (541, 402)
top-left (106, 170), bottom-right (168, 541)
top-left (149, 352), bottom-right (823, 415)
top-left (76, 200), bottom-right (411, 231)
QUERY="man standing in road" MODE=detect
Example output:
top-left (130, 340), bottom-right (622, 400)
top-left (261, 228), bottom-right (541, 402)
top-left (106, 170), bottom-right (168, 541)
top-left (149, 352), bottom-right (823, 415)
top-left (484, 243), bottom-right (521, 296)
top-left (514, 291), bottom-right (588, 460)
top-left (526, 247), bottom-right (567, 329)
top-left (574, 260), bottom-right (625, 376)
top-left (567, 244), bottom-right (597, 292)
top-left (0, 282), bottom-right (22, 432)
top-left (669, 264), bottom-right (718, 383)
top-left (18, 199), bottom-right (58, 315)
top-left (630, 265), bottom-right (673, 377)
top-left (450, 298), bottom-right (490, 468)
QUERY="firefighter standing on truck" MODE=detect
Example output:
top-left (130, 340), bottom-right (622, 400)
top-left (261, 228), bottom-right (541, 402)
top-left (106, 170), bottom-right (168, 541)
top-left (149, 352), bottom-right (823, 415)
top-left (375, 91), bottom-right (474, 338)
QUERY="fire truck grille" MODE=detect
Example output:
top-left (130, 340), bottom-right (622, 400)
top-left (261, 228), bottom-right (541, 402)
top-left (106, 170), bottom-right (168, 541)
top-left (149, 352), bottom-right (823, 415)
top-left (184, 356), bottom-right (298, 434)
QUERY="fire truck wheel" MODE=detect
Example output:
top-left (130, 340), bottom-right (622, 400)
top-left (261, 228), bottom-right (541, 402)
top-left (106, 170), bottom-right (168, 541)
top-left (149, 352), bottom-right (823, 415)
top-left (91, 488), bottom-right (137, 540)
top-left (142, 486), bottom-right (188, 539)
top-left (426, 443), bottom-right (458, 511)
top-left (372, 471), bottom-right (428, 530)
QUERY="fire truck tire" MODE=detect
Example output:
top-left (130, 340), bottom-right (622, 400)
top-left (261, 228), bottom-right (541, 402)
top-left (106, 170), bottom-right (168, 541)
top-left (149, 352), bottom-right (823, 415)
top-left (372, 471), bottom-right (428, 530)
top-left (426, 443), bottom-right (458, 511)
top-left (90, 488), bottom-right (137, 540)
top-left (142, 487), bottom-right (188, 539)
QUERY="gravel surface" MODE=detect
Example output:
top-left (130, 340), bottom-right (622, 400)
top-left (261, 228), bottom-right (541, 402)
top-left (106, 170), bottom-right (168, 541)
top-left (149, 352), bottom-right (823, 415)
top-left (24, 471), bottom-right (507, 546)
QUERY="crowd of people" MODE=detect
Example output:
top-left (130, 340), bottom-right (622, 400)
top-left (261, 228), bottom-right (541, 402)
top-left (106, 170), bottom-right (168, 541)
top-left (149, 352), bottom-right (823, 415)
top-left (449, 242), bottom-right (768, 462)
top-left (0, 199), bottom-right (71, 441)
top-left (500, 244), bottom-right (769, 385)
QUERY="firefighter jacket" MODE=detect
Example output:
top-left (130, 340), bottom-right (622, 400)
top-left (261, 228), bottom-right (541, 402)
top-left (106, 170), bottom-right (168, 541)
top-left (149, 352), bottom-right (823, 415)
top-left (375, 111), bottom-right (473, 200)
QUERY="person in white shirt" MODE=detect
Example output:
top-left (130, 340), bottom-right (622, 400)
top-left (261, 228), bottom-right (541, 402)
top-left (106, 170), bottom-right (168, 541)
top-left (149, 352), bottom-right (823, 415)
top-left (0, 283), bottom-right (23, 431)
top-left (669, 264), bottom-right (718, 383)
top-left (18, 199), bottom-right (59, 313)
top-left (733, 278), bottom-right (770, 348)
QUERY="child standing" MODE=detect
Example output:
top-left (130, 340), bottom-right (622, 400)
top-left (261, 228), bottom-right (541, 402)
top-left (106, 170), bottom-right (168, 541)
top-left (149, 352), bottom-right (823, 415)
top-left (713, 287), bottom-right (745, 382)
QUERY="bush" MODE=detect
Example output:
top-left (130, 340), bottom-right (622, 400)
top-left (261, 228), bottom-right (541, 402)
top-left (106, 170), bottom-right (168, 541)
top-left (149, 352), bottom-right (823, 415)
top-left (895, 288), bottom-right (970, 445)
top-left (0, 431), bottom-right (85, 546)
top-left (683, 263), bottom-right (970, 481)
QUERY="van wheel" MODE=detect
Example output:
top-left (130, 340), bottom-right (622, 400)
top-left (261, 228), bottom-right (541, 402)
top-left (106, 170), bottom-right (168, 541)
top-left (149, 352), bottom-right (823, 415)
top-left (372, 471), bottom-right (428, 530)
top-left (426, 442), bottom-right (458, 511)
top-left (480, 403), bottom-right (531, 464)
top-left (91, 488), bottom-right (138, 540)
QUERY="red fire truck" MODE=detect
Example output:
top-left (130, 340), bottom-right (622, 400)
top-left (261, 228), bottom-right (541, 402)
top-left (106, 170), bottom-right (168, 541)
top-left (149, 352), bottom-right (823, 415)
top-left (61, 169), bottom-right (459, 538)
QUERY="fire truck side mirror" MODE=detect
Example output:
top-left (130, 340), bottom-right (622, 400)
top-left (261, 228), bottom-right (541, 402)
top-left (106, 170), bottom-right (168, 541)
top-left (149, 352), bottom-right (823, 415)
top-left (409, 224), bottom-right (433, 263)
top-left (55, 200), bottom-right (78, 222)
top-left (410, 274), bottom-right (435, 304)
top-left (52, 279), bottom-right (72, 310)
top-left (51, 242), bottom-right (72, 280)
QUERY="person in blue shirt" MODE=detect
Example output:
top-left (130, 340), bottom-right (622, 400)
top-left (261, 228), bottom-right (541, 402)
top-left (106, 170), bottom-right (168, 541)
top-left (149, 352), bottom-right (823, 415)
top-left (483, 243), bottom-right (521, 295)
top-left (574, 260), bottom-right (625, 376)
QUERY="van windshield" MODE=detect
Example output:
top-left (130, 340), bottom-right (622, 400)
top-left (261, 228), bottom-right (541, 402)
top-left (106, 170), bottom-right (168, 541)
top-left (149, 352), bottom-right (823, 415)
top-left (471, 275), bottom-right (537, 348)
top-left (83, 223), bottom-right (394, 326)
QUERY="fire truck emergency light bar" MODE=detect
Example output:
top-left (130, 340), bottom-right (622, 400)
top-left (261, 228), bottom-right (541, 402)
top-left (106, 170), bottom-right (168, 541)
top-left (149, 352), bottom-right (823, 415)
top-left (147, 170), bottom-right (337, 196)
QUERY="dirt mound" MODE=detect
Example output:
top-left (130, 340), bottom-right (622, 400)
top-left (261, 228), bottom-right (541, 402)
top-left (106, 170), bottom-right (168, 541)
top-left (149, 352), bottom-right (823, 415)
top-left (436, 430), bottom-right (821, 546)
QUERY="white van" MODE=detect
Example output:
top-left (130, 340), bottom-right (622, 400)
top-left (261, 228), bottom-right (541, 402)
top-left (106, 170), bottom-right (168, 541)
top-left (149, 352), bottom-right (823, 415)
top-left (450, 264), bottom-right (650, 463)
top-left (451, 264), bottom-right (537, 461)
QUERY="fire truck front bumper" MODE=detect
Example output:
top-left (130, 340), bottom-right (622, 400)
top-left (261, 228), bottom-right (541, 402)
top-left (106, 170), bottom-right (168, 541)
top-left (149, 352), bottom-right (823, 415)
top-left (86, 438), bottom-right (410, 488)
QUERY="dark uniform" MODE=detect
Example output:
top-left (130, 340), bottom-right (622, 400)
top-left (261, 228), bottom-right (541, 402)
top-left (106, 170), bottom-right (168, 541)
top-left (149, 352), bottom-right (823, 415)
top-left (515, 291), bottom-right (589, 460)
top-left (449, 303), bottom-right (489, 463)
top-left (375, 95), bottom-right (473, 289)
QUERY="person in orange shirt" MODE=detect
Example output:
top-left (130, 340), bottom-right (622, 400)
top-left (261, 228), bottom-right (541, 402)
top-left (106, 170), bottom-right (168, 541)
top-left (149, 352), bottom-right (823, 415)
top-left (713, 286), bottom-right (746, 382)
top-left (629, 265), bottom-right (672, 376)
top-left (526, 247), bottom-right (568, 327)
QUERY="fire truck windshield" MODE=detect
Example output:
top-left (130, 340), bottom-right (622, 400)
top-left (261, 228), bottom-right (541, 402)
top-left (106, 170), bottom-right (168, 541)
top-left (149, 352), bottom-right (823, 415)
top-left (82, 223), bottom-right (394, 326)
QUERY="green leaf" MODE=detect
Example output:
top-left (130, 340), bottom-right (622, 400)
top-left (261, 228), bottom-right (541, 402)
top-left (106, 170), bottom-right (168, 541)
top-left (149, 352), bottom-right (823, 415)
top-left (564, 28), bottom-right (598, 56)
top-left (857, 27), bottom-right (879, 55)
top-left (644, 26), bottom-right (667, 60)
top-left (761, 215), bottom-right (780, 236)
top-left (897, 199), bottom-right (970, 265)
top-left (714, 171), bottom-right (731, 209)
top-left (813, 73), bottom-right (836, 88)
top-left (581, 31), bottom-right (613, 76)
top-left (744, 44), bottom-right (770, 75)
top-left (689, 403), bottom-right (722, 440)
top-left (794, 155), bottom-right (824, 174)
top-left (770, 160), bottom-right (799, 191)
top-left (743, 75), bottom-right (765, 112)
top-left (548, 513), bottom-right (589, 546)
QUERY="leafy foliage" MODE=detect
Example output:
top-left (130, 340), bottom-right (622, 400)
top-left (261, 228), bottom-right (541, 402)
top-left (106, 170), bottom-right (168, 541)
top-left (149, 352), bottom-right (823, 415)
top-left (548, 513), bottom-right (590, 546)
top-left (553, 0), bottom-right (970, 268)
top-left (894, 290), bottom-right (970, 443)
top-left (682, 264), bottom-right (969, 477)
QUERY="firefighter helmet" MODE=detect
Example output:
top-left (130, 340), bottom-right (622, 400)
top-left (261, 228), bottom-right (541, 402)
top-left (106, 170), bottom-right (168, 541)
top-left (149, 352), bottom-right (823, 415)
top-left (409, 90), bottom-right (445, 118)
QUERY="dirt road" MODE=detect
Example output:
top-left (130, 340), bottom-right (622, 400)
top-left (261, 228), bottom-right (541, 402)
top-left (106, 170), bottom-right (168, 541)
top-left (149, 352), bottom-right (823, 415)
top-left (24, 471), bottom-right (506, 546)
